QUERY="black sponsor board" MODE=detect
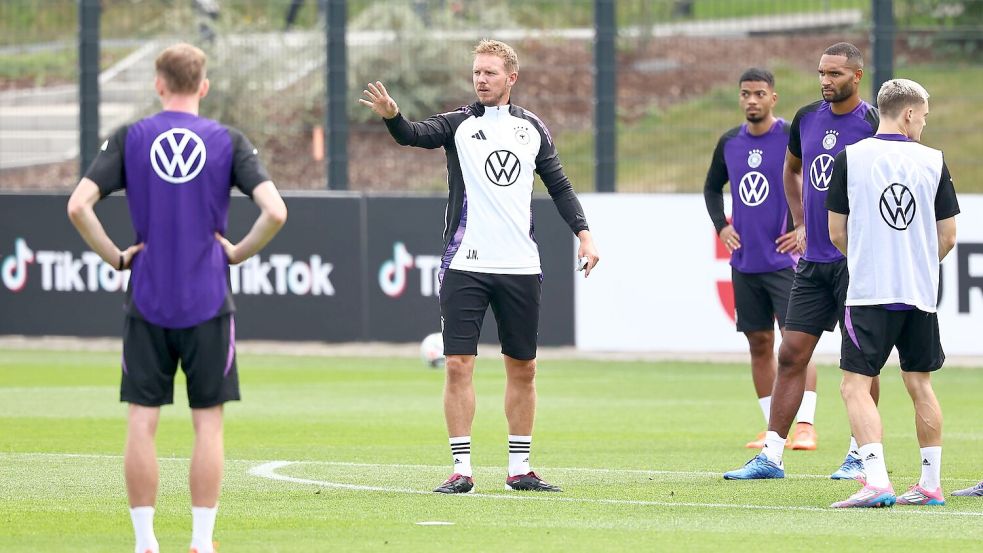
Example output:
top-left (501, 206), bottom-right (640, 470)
top-left (226, 195), bottom-right (363, 341)
top-left (0, 193), bottom-right (574, 344)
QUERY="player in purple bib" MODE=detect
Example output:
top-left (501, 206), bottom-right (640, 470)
top-left (67, 43), bottom-right (287, 553)
top-left (704, 68), bottom-right (819, 452)
top-left (725, 43), bottom-right (880, 482)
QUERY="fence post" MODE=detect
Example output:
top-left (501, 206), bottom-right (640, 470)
top-left (594, 0), bottom-right (616, 192)
top-left (871, 0), bottom-right (894, 103)
top-left (78, 0), bottom-right (101, 176)
top-left (324, 0), bottom-right (349, 190)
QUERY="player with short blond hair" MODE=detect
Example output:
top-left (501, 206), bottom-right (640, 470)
top-left (68, 42), bottom-right (286, 553)
top-left (826, 78), bottom-right (959, 508)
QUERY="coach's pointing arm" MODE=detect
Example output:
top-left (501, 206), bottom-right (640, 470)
top-left (358, 81), bottom-right (452, 149)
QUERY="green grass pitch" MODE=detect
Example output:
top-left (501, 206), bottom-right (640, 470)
top-left (2, 349), bottom-right (982, 552)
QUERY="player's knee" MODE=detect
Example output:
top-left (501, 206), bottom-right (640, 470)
top-left (839, 376), bottom-right (868, 402)
top-left (507, 360), bottom-right (536, 384)
top-left (746, 331), bottom-right (774, 356)
top-left (776, 345), bottom-right (806, 373)
top-left (444, 356), bottom-right (474, 384)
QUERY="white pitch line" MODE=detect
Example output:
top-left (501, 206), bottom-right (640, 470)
top-left (250, 461), bottom-right (983, 518)
top-left (4, 452), bottom-right (983, 517)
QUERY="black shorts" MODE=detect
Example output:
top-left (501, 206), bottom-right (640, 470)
top-left (438, 269), bottom-right (541, 360)
top-left (121, 313), bottom-right (240, 408)
top-left (784, 258), bottom-right (849, 337)
top-left (840, 306), bottom-right (945, 377)
top-left (732, 267), bottom-right (794, 332)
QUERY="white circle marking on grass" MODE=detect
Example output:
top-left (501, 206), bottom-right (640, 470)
top-left (248, 461), bottom-right (983, 518)
top-left (5, 452), bottom-right (983, 517)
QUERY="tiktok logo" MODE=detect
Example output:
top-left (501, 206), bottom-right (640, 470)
top-left (378, 242), bottom-right (443, 298)
top-left (1, 238), bottom-right (34, 292)
top-left (379, 242), bottom-right (415, 297)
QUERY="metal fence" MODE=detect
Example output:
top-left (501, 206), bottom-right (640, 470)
top-left (1, 0), bottom-right (982, 193)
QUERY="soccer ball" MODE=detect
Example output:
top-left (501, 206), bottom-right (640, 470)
top-left (420, 332), bottom-right (445, 368)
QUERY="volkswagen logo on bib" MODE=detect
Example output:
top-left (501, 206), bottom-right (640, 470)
top-left (150, 128), bottom-right (207, 184)
top-left (809, 153), bottom-right (835, 191)
top-left (485, 150), bottom-right (521, 186)
top-left (738, 171), bottom-right (769, 206)
top-left (873, 153), bottom-right (918, 231)
top-left (879, 183), bottom-right (917, 230)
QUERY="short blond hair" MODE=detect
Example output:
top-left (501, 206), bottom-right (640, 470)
top-left (155, 43), bottom-right (207, 94)
top-left (877, 78), bottom-right (930, 118)
top-left (473, 39), bottom-right (519, 74)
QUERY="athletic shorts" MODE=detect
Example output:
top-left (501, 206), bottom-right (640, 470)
top-left (732, 267), bottom-right (794, 332)
top-left (784, 258), bottom-right (849, 337)
top-left (121, 313), bottom-right (240, 408)
top-left (438, 269), bottom-right (541, 360)
top-left (840, 306), bottom-right (945, 377)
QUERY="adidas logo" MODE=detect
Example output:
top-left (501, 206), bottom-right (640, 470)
top-left (922, 458), bottom-right (931, 466)
top-left (471, 130), bottom-right (487, 140)
top-left (865, 453), bottom-right (877, 461)
top-left (454, 459), bottom-right (461, 464)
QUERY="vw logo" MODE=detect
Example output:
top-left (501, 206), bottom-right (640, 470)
top-left (871, 153), bottom-right (919, 231)
top-left (809, 153), bottom-right (835, 191)
top-left (738, 171), bottom-right (769, 206)
top-left (150, 128), bottom-right (207, 184)
top-left (879, 183), bottom-right (916, 230)
top-left (485, 150), bottom-right (521, 186)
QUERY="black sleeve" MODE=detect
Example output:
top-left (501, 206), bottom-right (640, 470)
top-left (528, 114), bottom-right (589, 235)
top-left (865, 105), bottom-right (881, 133)
top-left (787, 101), bottom-right (820, 160)
top-left (83, 125), bottom-right (129, 197)
top-left (825, 150), bottom-right (850, 214)
top-left (226, 127), bottom-right (272, 198)
top-left (383, 112), bottom-right (455, 150)
top-left (703, 130), bottom-right (734, 234)
top-left (935, 159), bottom-right (961, 220)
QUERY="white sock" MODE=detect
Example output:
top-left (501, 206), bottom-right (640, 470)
top-left (761, 431), bottom-right (786, 465)
top-left (858, 443), bottom-right (890, 488)
top-left (848, 436), bottom-right (861, 460)
top-left (795, 391), bottom-right (817, 425)
top-left (449, 436), bottom-right (472, 477)
top-left (508, 434), bottom-right (532, 477)
top-left (129, 506), bottom-right (158, 553)
top-left (757, 396), bottom-right (771, 425)
top-left (190, 505), bottom-right (218, 553)
top-left (919, 446), bottom-right (942, 490)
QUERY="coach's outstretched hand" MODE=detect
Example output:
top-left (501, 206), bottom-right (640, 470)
top-left (358, 81), bottom-right (399, 119)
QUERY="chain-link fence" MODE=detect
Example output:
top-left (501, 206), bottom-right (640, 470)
top-left (2, 0), bottom-right (982, 193)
